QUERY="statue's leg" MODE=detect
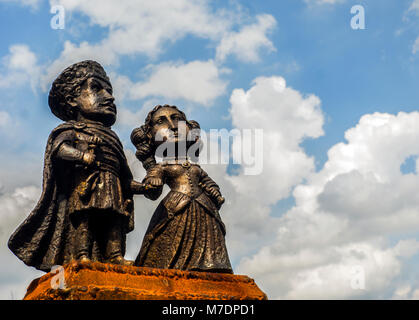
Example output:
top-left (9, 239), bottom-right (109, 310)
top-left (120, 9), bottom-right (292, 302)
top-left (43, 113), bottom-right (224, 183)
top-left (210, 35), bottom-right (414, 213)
top-left (74, 212), bottom-right (91, 262)
top-left (106, 215), bottom-right (133, 266)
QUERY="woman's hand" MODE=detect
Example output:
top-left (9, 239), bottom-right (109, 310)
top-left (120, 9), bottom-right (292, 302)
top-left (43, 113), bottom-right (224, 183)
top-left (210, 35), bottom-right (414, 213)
top-left (207, 186), bottom-right (220, 199)
top-left (145, 177), bottom-right (163, 189)
top-left (143, 176), bottom-right (164, 200)
top-left (205, 186), bottom-right (225, 209)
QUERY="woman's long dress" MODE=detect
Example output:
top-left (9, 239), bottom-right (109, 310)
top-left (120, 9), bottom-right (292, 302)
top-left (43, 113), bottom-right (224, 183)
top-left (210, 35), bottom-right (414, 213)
top-left (135, 161), bottom-right (233, 273)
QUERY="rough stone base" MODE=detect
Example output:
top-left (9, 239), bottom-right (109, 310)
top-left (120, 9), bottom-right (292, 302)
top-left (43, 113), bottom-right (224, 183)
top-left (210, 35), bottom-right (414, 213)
top-left (23, 261), bottom-right (267, 300)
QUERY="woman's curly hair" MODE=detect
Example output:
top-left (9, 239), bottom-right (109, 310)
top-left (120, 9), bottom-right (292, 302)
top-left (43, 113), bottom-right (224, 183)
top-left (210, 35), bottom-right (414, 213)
top-left (130, 104), bottom-right (201, 171)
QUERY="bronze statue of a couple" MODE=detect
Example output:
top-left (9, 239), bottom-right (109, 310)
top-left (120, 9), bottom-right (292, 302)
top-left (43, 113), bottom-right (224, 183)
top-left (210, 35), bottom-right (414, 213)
top-left (8, 60), bottom-right (233, 274)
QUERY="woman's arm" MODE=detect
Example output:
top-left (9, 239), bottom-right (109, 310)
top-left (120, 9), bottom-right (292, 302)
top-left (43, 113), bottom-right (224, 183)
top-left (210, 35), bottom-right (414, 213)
top-left (199, 168), bottom-right (225, 209)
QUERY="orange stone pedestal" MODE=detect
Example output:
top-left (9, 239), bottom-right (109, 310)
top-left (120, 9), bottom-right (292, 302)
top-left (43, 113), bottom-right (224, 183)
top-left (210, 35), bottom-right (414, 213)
top-left (24, 261), bottom-right (267, 300)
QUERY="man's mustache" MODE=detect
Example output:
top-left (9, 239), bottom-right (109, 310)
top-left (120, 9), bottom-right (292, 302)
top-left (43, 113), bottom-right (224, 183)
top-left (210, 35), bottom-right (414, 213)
top-left (99, 99), bottom-right (116, 109)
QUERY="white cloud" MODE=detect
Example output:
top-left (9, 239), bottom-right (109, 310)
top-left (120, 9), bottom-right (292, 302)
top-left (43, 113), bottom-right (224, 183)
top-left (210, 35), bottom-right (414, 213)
top-left (115, 106), bottom-right (149, 129)
top-left (413, 37), bottom-right (419, 54)
top-left (40, 40), bottom-right (118, 91)
top-left (228, 76), bottom-right (324, 205)
top-left (42, 0), bottom-right (277, 89)
top-left (410, 1), bottom-right (419, 54)
top-left (0, 185), bottom-right (44, 300)
top-left (0, 186), bottom-right (40, 236)
top-left (304, 0), bottom-right (345, 5)
top-left (129, 60), bottom-right (227, 106)
top-left (0, 0), bottom-right (41, 8)
top-left (0, 44), bottom-right (39, 90)
top-left (50, 0), bottom-right (230, 51)
top-left (0, 110), bottom-right (20, 141)
top-left (5, 45), bottom-right (37, 71)
top-left (0, 111), bottom-right (10, 127)
top-left (191, 76), bottom-right (325, 262)
top-left (410, 0), bottom-right (419, 14)
top-left (216, 14), bottom-right (276, 63)
top-left (0, 152), bottom-right (44, 193)
top-left (237, 111), bottom-right (419, 299)
top-left (240, 239), bottom-right (419, 299)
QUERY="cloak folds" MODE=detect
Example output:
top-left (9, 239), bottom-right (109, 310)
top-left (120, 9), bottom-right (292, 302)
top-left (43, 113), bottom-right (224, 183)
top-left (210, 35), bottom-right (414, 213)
top-left (8, 121), bottom-right (135, 272)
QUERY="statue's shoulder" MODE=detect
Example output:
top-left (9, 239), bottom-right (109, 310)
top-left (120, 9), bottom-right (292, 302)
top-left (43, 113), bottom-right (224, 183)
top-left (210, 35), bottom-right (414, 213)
top-left (51, 121), bottom-right (75, 131)
top-left (152, 162), bottom-right (165, 171)
top-left (51, 121), bottom-right (88, 135)
top-left (145, 162), bottom-right (165, 177)
top-left (47, 121), bottom-right (81, 144)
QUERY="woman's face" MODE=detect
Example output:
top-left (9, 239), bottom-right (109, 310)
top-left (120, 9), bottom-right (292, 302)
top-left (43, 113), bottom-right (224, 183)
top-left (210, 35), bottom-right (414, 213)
top-left (151, 107), bottom-right (189, 148)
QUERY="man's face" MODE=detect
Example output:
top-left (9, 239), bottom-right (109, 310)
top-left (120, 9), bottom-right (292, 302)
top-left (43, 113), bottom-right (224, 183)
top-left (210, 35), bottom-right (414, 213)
top-left (73, 76), bottom-right (116, 126)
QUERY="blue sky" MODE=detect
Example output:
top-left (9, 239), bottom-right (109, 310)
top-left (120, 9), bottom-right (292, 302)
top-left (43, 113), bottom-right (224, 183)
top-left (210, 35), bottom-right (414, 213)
top-left (2, 1), bottom-right (419, 167)
top-left (2, 0), bottom-right (419, 299)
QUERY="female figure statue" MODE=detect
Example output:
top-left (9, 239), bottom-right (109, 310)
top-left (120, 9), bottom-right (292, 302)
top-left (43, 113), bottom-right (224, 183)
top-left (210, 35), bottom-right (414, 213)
top-left (131, 105), bottom-right (233, 273)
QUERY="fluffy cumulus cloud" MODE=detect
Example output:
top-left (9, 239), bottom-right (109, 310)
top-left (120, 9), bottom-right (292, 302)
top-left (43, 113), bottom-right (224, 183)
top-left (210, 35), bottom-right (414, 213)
top-left (409, 0), bottom-right (419, 53)
top-left (237, 111), bottom-right (419, 299)
top-left (410, 0), bottom-right (419, 13)
top-left (46, 0), bottom-right (277, 61)
top-left (0, 111), bottom-right (10, 127)
top-left (193, 76), bottom-right (325, 261)
top-left (0, 186), bottom-right (43, 299)
top-left (42, 0), bottom-right (277, 97)
top-left (0, 186), bottom-right (40, 246)
top-left (228, 76), bottom-right (324, 205)
top-left (413, 37), bottom-right (419, 54)
top-left (0, 44), bottom-right (39, 90)
top-left (129, 60), bottom-right (227, 106)
top-left (0, 0), bottom-right (41, 8)
top-left (215, 14), bottom-right (276, 63)
top-left (48, 0), bottom-right (229, 57)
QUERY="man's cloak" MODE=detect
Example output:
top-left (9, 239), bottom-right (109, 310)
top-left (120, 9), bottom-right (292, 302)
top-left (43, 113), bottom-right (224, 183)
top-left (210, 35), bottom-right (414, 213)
top-left (8, 121), bottom-right (135, 272)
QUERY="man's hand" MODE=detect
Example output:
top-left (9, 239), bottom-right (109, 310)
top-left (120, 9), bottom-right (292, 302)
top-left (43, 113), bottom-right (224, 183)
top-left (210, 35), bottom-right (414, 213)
top-left (82, 152), bottom-right (96, 166)
top-left (87, 135), bottom-right (102, 145)
top-left (130, 180), bottom-right (146, 194)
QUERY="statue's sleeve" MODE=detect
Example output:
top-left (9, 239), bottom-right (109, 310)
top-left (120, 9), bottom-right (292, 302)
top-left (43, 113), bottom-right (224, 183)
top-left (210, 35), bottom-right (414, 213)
top-left (53, 130), bottom-right (84, 163)
top-left (199, 168), bottom-right (221, 193)
top-left (199, 167), bottom-right (225, 210)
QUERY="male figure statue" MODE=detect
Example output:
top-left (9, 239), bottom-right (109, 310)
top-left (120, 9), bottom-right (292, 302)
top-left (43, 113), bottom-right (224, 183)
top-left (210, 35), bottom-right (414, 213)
top-left (8, 60), bottom-right (145, 271)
